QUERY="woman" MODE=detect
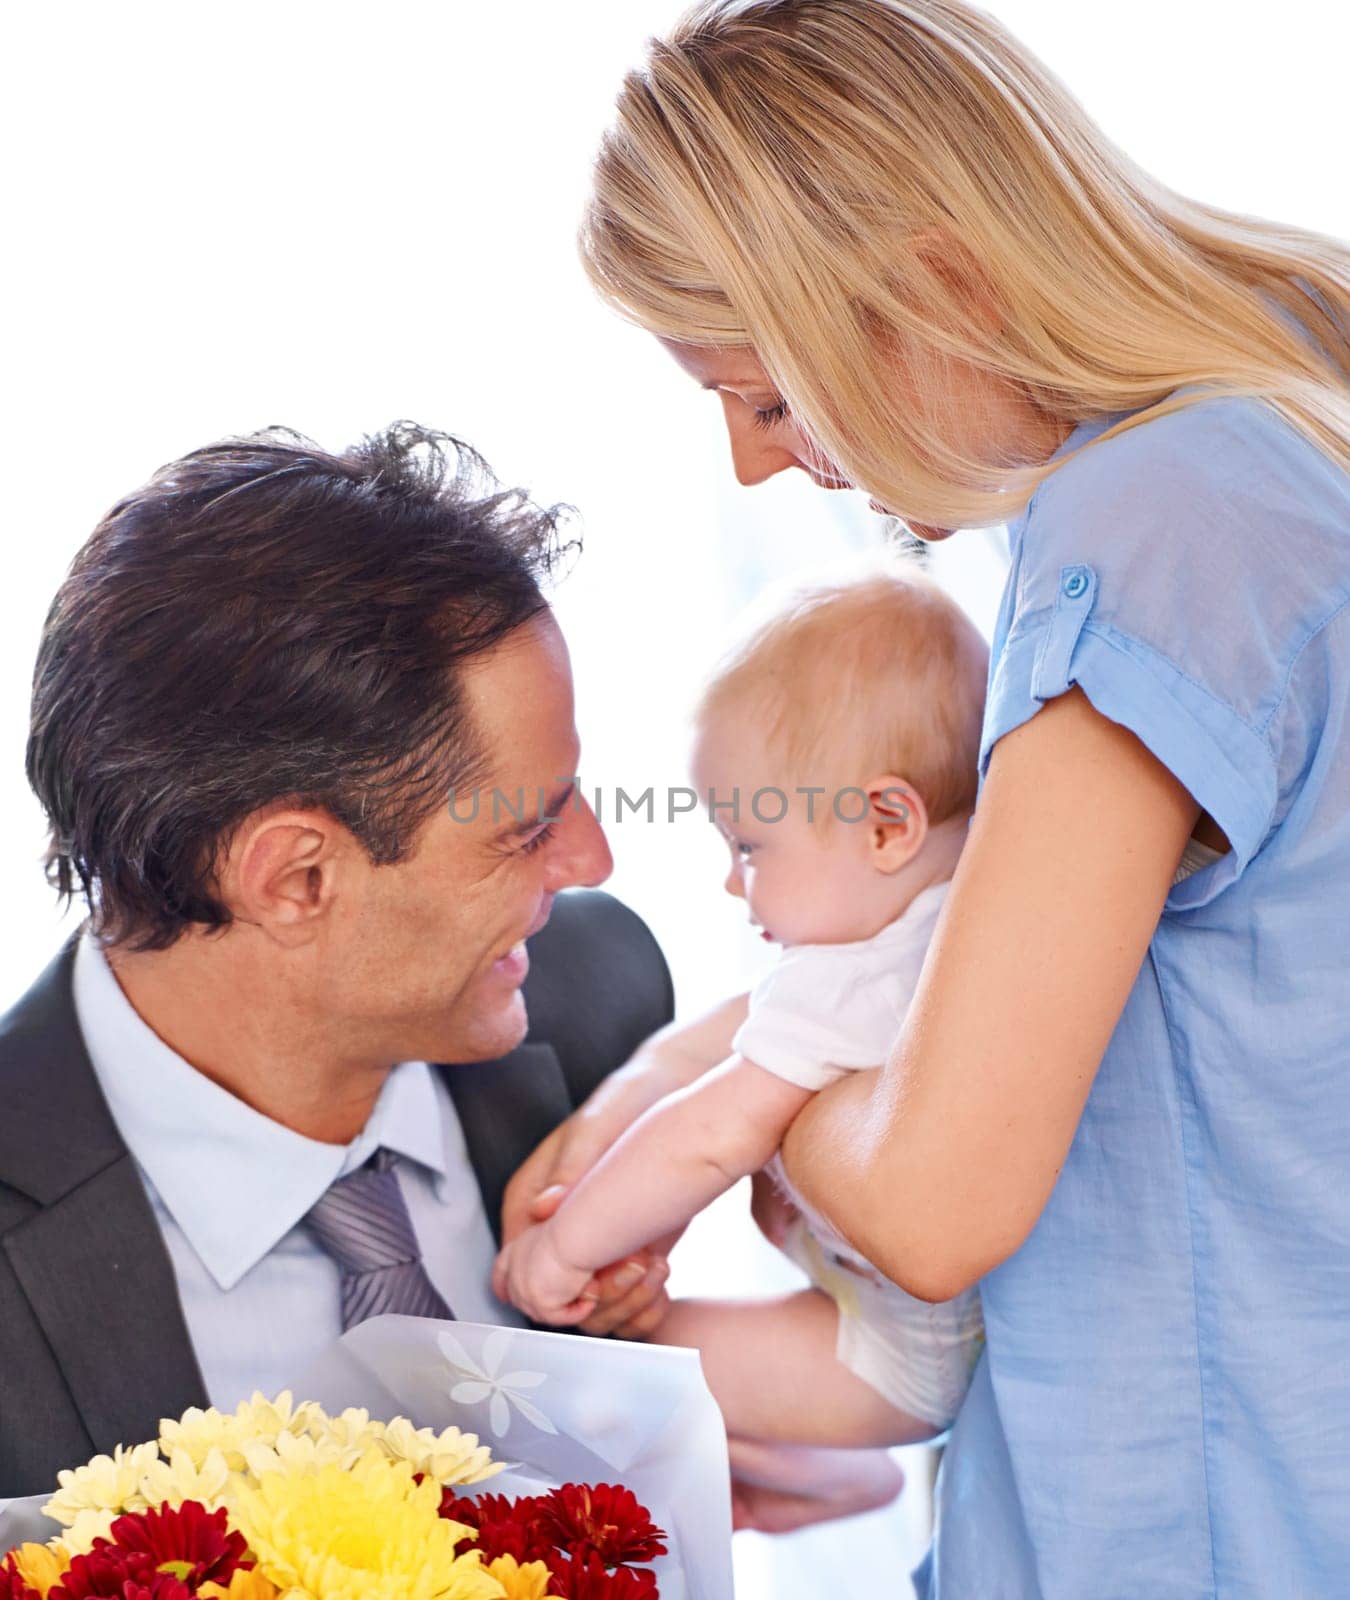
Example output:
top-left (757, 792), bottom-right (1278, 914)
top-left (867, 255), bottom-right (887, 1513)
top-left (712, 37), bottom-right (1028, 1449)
top-left (509, 2), bottom-right (1350, 1593)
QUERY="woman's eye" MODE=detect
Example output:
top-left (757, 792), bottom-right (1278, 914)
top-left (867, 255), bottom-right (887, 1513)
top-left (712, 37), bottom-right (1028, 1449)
top-left (520, 822), bottom-right (558, 857)
top-left (751, 401), bottom-right (789, 432)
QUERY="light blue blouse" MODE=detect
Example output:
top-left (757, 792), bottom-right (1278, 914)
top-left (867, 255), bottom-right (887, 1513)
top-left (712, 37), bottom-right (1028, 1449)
top-left (916, 390), bottom-right (1350, 1599)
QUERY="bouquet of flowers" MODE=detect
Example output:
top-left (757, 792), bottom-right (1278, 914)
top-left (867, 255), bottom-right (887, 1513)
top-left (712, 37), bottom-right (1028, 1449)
top-left (0, 1319), bottom-right (733, 1600)
top-left (0, 1393), bottom-right (666, 1599)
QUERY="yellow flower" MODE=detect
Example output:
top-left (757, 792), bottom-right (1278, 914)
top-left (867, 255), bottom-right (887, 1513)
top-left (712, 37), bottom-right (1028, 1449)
top-left (229, 1447), bottom-right (505, 1600)
top-left (43, 1440), bottom-right (161, 1525)
top-left (485, 1555), bottom-right (563, 1600)
top-left (199, 1573), bottom-right (282, 1599)
top-left (159, 1392), bottom-right (317, 1471)
top-left (8, 1542), bottom-right (67, 1596)
top-left (378, 1417), bottom-right (503, 1487)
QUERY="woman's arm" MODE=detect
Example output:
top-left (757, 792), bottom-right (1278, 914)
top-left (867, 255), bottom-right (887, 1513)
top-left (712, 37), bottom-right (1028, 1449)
top-left (781, 686), bottom-right (1203, 1302)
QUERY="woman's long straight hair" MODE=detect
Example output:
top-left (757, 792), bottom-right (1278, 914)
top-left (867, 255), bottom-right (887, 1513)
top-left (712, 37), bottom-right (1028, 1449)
top-left (581, 0), bottom-right (1350, 529)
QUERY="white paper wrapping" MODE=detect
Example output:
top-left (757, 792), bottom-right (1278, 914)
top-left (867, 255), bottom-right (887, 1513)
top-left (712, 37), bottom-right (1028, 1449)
top-left (3, 1314), bottom-right (735, 1600)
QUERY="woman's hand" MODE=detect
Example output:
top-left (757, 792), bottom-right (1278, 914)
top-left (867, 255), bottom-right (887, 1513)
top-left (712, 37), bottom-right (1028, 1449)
top-left (782, 686), bottom-right (1202, 1301)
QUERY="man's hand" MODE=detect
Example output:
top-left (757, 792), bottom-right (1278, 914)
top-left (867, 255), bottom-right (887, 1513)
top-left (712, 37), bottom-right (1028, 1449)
top-left (728, 1438), bottom-right (906, 1534)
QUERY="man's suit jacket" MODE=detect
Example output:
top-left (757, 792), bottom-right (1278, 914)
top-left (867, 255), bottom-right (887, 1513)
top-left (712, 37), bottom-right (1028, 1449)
top-left (0, 888), bottom-right (673, 1498)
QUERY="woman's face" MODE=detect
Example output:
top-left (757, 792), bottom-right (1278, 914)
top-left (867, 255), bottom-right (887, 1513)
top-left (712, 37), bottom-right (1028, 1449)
top-left (660, 337), bottom-right (1066, 542)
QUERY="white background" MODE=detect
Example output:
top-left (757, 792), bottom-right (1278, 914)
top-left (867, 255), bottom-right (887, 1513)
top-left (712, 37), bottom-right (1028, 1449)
top-left (3, 3), bottom-right (1345, 1594)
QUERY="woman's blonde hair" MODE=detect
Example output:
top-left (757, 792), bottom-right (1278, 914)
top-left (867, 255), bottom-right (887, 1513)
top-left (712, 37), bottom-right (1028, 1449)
top-left (582, 0), bottom-right (1350, 528)
top-left (695, 563), bottom-right (989, 826)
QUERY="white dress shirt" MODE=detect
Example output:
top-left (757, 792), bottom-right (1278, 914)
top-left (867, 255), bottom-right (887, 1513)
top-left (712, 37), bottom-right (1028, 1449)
top-left (72, 932), bottom-right (521, 1410)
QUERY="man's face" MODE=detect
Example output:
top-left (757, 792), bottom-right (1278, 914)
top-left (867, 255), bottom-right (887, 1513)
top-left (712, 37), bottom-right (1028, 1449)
top-left (315, 611), bottom-right (612, 1065)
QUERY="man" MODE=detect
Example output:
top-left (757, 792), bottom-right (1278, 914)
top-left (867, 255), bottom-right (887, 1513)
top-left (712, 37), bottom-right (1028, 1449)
top-left (0, 425), bottom-right (671, 1496)
top-left (0, 423), bottom-right (903, 1533)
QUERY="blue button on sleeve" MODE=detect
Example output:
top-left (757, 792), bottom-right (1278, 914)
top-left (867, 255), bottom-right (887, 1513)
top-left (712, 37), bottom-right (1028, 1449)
top-left (981, 568), bottom-right (1278, 909)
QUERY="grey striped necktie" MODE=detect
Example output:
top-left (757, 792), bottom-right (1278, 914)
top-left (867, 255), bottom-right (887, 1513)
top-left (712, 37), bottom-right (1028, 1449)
top-left (305, 1147), bottom-right (454, 1331)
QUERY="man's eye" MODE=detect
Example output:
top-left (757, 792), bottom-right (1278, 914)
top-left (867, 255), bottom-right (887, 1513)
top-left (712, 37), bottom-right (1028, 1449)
top-left (751, 401), bottom-right (789, 433)
top-left (520, 822), bottom-right (558, 857)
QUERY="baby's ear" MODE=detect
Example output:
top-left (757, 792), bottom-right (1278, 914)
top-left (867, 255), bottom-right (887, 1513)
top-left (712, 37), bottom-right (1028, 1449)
top-left (862, 774), bottom-right (928, 873)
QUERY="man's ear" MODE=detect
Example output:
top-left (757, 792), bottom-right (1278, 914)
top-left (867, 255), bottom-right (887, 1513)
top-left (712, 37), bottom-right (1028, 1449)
top-left (863, 775), bottom-right (928, 874)
top-left (217, 807), bottom-right (344, 945)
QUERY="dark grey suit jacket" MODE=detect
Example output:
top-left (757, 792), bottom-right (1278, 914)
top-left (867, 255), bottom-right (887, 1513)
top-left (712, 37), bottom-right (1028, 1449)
top-left (0, 888), bottom-right (673, 1499)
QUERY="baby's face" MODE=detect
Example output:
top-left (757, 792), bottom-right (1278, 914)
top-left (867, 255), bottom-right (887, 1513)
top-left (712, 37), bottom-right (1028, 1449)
top-left (691, 729), bottom-right (894, 947)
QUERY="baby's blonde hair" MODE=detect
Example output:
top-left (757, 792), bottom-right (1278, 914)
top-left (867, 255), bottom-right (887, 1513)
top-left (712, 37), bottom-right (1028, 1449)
top-left (582, 0), bottom-right (1350, 530)
top-left (695, 563), bottom-right (989, 825)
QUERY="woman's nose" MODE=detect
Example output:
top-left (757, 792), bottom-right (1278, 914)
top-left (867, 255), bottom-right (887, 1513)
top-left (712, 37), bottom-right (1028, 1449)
top-left (721, 399), bottom-right (802, 487)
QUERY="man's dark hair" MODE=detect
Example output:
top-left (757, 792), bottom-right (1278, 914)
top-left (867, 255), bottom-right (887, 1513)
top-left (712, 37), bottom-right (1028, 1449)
top-left (28, 423), bottom-right (577, 950)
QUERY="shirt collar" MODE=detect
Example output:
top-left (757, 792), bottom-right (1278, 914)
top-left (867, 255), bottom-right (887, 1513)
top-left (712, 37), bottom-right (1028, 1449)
top-left (71, 932), bottom-right (447, 1292)
top-left (873, 878), bottom-right (950, 946)
top-left (1005, 408), bottom-right (1133, 559)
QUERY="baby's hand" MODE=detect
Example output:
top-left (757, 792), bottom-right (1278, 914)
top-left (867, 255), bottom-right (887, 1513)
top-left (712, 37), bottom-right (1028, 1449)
top-left (493, 1223), bottom-right (598, 1326)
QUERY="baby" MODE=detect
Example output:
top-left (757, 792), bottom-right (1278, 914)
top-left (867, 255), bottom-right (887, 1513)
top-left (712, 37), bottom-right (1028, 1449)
top-left (496, 565), bottom-right (989, 1451)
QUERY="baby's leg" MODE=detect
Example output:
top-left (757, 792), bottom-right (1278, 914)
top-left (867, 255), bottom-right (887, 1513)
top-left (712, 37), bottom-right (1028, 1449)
top-left (655, 1290), bottom-right (937, 1449)
top-left (727, 1436), bottom-right (906, 1533)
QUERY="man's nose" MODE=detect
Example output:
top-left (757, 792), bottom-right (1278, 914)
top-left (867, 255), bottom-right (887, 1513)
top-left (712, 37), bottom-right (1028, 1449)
top-left (721, 400), bottom-right (801, 487)
top-left (552, 794), bottom-right (613, 889)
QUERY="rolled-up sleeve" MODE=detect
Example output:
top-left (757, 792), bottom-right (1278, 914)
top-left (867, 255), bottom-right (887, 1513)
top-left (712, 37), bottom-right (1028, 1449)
top-left (979, 396), bottom-right (1347, 911)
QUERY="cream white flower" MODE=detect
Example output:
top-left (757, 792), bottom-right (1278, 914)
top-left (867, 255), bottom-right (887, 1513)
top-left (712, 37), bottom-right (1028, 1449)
top-left (138, 1444), bottom-right (232, 1511)
top-left (158, 1391), bottom-right (314, 1471)
top-left (43, 1440), bottom-right (161, 1526)
top-left (239, 1426), bottom-right (364, 1481)
top-left (378, 1416), bottom-right (502, 1486)
top-left (56, 1507), bottom-right (120, 1556)
top-left (308, 1406), bottom-right (385, 1456)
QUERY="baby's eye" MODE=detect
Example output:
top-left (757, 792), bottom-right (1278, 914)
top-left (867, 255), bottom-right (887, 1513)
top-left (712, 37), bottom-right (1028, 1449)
top-left (735, 840), bottom-right (755, 857)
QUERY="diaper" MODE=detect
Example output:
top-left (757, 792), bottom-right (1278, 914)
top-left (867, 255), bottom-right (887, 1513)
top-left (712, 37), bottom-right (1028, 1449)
top-left (765, 1154), bottom-right (985, 1431)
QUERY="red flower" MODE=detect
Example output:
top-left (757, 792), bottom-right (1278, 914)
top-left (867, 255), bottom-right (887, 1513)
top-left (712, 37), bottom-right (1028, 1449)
top-left (48, 1544), bottom-right (192, 1599)
top-left (545, 1549), bottom-right (659, 1600)
top-left (106, 1502), bottom-right (251, 1590)
top-left (437, 1490), bottom-right (553, 1564)
top-left (535, 1484), bottom-right (667, 1566)
top-left (1, 1554), bottom-right (42, 1600)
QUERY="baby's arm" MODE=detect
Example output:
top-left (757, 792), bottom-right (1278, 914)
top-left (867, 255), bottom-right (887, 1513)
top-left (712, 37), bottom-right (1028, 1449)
top-left (501, 993), bottom-right (752, 1245)
top-left (658, 1291), bottom-right (937, 1449)
top-left (495, 1055), bottom-right (811, 1323)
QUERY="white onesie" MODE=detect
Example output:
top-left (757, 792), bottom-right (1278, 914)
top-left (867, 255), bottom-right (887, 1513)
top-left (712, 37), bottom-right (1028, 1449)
top-left (731, 879), bottom-right (984, 1431)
